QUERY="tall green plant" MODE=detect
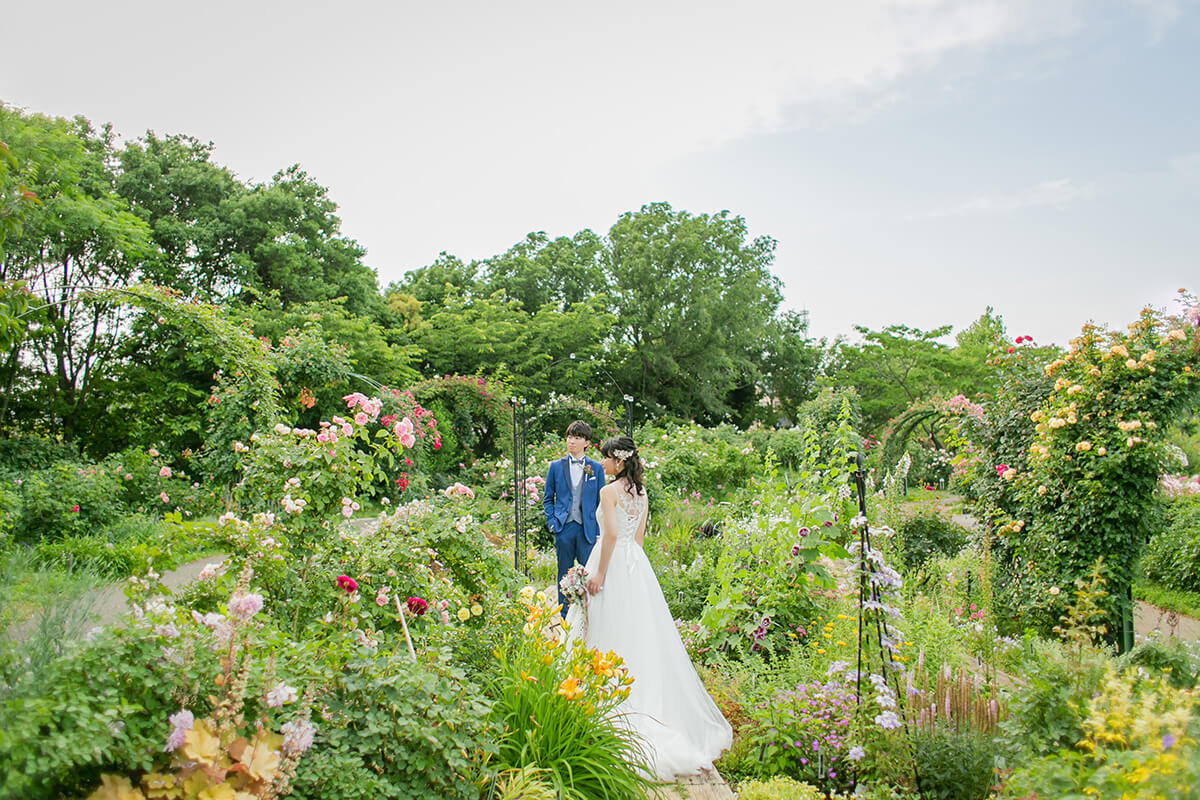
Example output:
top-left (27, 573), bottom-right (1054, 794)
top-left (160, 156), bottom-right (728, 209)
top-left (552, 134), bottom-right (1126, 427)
top-left (487, 598), bottom-right (654, 799)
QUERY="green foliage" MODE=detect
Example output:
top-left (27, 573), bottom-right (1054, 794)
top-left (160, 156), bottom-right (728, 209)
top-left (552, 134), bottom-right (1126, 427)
top-left (639, 422), bottom-right (757, 500)
top-left (411, 374), bottom-right (513, 468)
top-left (1001, 666), bottom-right (1200, 799)
top-left (31, 517), bottom-right (219, 579)
top-left (1141, 493), bottom-right (1200, 594)
top-left (734, 776), bottom-right (846, 800)
top-left (487, 602), bottom-right (654, 800)
top-left (908, 724), bottom-right (996, 800)
top-left (1002, 304), bottom-right (1200, 634)
top-left (0, 608), bottom-right (221, 798)
top-left (1135, 579), bottom-right (1200, 619)
top-left (737, 680), bottom-right (855, 790)
top-left (1118, 636), bottom-right (1200, 689)
top-left (0, 547), bottom-right (106, 683)
top-left (0, 431), bottom-right (80, 475)
top-left (291, 650), bottom-right (494, 800)
top-left (895, 512), bottom-right (967, 571)
top-left (999, 638), bottom-right (1109, 761)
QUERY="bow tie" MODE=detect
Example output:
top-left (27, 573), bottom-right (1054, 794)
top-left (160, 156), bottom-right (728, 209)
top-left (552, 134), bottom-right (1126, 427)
top-left (570, 458), bottom-right (584, 465)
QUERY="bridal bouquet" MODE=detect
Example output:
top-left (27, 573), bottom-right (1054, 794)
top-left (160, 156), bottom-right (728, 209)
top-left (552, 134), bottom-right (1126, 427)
top-left (560, 565), bottom-right (590, 637)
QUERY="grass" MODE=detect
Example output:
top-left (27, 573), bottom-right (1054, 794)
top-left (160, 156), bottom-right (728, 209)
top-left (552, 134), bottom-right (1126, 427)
top-left (1134, 579), bottom-right (1200, 620)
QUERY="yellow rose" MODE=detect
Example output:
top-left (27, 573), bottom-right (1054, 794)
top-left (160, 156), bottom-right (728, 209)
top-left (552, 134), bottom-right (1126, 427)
top-left (457, 607), bottom-right (471, 622)
top-left (1097, 447), bottom-right (1107, 456)
top-left (470, 603), bottom-right (483, 616)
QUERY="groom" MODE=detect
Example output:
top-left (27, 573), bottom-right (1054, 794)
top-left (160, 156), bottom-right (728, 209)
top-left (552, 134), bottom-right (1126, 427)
top-left (543, 420), bottom-right (605, 617)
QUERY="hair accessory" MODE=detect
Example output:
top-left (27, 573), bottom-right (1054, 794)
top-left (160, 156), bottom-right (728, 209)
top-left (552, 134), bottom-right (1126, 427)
top-left (611, 448), bottom-right (634, 461)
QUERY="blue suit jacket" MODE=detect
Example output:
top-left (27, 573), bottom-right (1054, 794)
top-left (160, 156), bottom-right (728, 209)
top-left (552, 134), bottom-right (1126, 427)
top-left (543, 456), bottom-right (605, 544)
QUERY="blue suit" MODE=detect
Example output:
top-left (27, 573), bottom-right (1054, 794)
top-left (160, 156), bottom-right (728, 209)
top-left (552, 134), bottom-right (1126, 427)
top-left (543, 455), bottom-right (604, 615)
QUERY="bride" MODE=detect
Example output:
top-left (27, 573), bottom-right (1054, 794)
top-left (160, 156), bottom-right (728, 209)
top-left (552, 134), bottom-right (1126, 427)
top-left (565, 435), bottom-right (732, 781)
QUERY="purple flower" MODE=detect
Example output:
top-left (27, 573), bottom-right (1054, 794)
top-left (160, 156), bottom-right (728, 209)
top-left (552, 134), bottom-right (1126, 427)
top-left (1163, 733), bottom-right (1176, 750)
top-left (848, 745), bottom-right (866, 761)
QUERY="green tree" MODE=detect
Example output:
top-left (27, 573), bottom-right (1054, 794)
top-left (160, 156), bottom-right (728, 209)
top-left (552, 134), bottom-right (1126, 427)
top-left (115, 131), bottom-right (246, 298)
top-left (481, 229), bottom-right (607, 313)
top-left (605, 202), bottom-right (797, 423)
top-left (390, 252), bottom-right (479, 307)
top-left (0, 107), bottom-right (157, 444)
top-left (834, 323), bottom-right (969, 437)
top-left (224, 165), bottom-right (382, 317)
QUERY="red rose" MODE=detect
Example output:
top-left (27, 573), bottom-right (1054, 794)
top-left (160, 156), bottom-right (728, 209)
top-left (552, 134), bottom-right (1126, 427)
top-left (71, 504), bottom-right (80, 513)
top-left (406, 596), bottom-right (428, 616)
top-left (336, 575), bottom-right (357, 594)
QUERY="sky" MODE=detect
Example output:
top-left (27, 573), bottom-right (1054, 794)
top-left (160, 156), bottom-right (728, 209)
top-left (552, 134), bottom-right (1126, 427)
top-left (3, 0), bottom-right (1198, 347)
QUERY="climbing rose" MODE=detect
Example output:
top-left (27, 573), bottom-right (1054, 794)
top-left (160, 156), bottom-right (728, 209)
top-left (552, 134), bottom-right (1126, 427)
top-left (336, 575), bottom-right (358, 594)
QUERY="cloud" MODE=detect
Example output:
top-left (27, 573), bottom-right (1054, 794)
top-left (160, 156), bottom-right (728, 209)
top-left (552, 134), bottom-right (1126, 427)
top-left (371, 1), bottom-right (1085, 169)
top-left (929, 178), bottom-right (1099, 216)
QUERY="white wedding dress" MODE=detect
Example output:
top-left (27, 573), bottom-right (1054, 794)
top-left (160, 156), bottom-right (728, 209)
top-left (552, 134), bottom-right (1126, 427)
top-left (565, 486), bottom-right (732, 781)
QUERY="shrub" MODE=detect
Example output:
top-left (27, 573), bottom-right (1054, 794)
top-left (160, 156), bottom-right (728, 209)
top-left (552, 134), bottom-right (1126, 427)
top-left (909, 724), bottom-right (996, 800)
top-left (0, 431), bottom-right (79, 476)
top-left (10, 461), bottom-right (126, 543)
top-left (1002, 666), bottom-right (1200, 798)
top-left (1119, 636), bottom-right (1200, 689)
top-left (739, 680), bottom-right (855, 791)
top-left (290, 650), bottom-right (494, 800)
top-left (896, 512), bottom-right (966, 571)
top-left (0, 602), bottom-right (221, 797)
top-left (735, 776), bottom-right (845, 800)
top-left (1141, 494), bottom-right (1200, 594)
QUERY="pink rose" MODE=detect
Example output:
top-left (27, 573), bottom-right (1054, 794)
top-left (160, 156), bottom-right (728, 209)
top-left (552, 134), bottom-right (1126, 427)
top-left (160, 491), bottom-right (170, 503)
top-left (336, 575), bottom-right (358, 594)
top-left (158, 466), bottom-right (172, 478)
top-left (394, 417), bottom-right (416, 448)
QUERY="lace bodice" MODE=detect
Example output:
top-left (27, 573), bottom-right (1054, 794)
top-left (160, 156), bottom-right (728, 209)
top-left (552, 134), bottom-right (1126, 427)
top-left (600, 486), bottom-right (648, 542)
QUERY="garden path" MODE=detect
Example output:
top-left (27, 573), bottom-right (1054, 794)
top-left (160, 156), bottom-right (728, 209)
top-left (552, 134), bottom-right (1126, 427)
top-left (654, 772), bottom-right (735, 799)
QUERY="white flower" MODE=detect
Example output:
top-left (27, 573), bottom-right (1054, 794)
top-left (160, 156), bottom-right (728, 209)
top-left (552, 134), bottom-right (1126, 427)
top-left (153, 622), bottom-right (180, 639)
top-left (848, 745), bottom-right (866, 761)
top-left (281, 719), bottom-right (316, 755)
top-left (266, 683), bottom-right (299, 708)
top-left (874, 710), bottom-right (902, 730)
top-left (197, 562), bottom-right (225, 581)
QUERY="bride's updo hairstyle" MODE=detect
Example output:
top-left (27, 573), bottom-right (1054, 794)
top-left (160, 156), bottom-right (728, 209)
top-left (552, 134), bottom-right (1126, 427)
top-left (600, 435), bottom-right (644, 496)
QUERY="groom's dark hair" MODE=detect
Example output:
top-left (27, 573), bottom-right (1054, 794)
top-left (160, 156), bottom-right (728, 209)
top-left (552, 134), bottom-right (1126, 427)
top-left (565, 420), bottom-right (593, 440)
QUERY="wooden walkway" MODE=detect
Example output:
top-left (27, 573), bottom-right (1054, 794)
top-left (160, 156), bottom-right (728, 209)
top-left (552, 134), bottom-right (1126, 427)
top-left (652, 770), bottom-right (735, 799)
